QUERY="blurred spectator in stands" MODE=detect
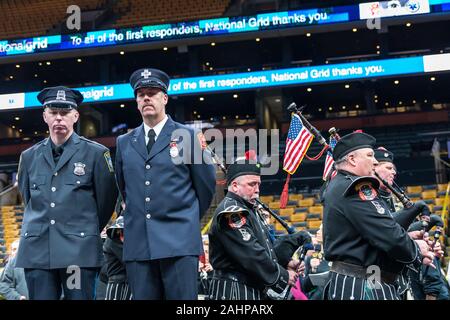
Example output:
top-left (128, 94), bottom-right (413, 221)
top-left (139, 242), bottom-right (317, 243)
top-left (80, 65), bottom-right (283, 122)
top-left (301, 225), bottom-right (330, 300)
top-left (0, 240), bottom-right (28, 300)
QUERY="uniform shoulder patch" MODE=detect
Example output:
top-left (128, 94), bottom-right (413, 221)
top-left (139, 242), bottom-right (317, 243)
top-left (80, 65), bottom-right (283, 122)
top-left (226, 211), bottom-right (247, 229)
top-left (104, 151), bottom-right (114, 173)
top-left (344, 176), bottom-right (380, 199)
top-left (356, 182), bottom-right (377, 201)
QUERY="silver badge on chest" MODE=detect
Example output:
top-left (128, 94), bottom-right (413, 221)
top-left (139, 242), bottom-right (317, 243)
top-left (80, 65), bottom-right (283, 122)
top-left (73, 162), bottom-right (86, 176)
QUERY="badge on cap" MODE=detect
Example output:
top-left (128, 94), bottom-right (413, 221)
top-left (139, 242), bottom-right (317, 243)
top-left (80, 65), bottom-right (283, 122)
top-left (73, 162), bottom-right (86, 176)
top-left (141, 69), bottom-right (152, 79)
top-left (56, 90), bottom-right (66, 101)
top-left (238, 228), bottom-right (251, 241)
top-left (169, 139), bottom-right (179, 158)
top-left (371, 201), bottom-right (385, 214)
top-left (384, 153), bottom-right (389, 158)
top-left (356, 182), bottom-right (377, 201)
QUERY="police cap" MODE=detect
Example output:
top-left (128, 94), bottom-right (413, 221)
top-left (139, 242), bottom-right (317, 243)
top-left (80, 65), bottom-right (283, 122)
top-left (37, 86), bottom-right (83, 110)
top-left (129, 68), bottom-right (170, 95)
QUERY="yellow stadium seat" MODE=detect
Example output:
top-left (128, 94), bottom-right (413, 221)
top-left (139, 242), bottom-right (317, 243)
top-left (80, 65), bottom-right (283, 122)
top-left (290, 213), bottom-right (307, 222)
top-left (407, 186), bottom-right (423, 194)
top-left (295, 226), bottom-right (306, 232)
top-left (259, 195), bottom-right (274, 203)
top-left (410, 198), bottom-right (421, 202)
top-left (437, 184), bottom-right (449, 192)
top-left (275, 223), bottom-right (287, 231)
top-left (435, 198), bottom-right (445, 206)
top-left (289, 194), bottom-right (304, 201)
top-left (307, 220), bottom-right (322, 229)
top-left (422, 190), bottom-right (437, 200)
top-left (299, 198), bottom-right (315, 207)
top-left (279, 208), bottom-right (295, 216)
top-left (269, 201), bottom-right (280, 209)
top-left (309, 206), bottom-right (323, 214)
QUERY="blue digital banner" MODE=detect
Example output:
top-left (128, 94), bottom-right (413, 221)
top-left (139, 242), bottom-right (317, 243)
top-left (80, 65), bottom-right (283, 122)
top-left (12, 55), bottom-right (427, 109)
top-left (0, 6), bottom-right (354, 57)
top-left (1, 0), bottom-right (448, 58)
top-left (2, 52), bottom-right (448, 111)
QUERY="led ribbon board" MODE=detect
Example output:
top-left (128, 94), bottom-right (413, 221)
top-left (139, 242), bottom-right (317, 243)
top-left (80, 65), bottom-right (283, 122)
top-left (1, 0), bottom-right (449, 58)
top-left (1, 53), bottom-right (449, 110)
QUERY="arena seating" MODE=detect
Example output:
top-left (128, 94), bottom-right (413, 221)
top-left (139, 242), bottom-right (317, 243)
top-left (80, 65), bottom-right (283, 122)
top-left (113, 0), bottom-right (231, 28)
top-left (0, 205), bottom-right (23, 266)
top-left (0, 0), bottom-right (107, 39)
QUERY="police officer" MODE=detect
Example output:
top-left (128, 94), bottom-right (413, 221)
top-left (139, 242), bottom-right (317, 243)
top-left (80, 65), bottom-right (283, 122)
top-left (208, 155), bottom-right (299, 300)
top-left (16, 86), bottom-right (118, 300)
top-left (115, 68), bottom-right (216, 300)
top-left (322, 131), bottom-right (435, 300)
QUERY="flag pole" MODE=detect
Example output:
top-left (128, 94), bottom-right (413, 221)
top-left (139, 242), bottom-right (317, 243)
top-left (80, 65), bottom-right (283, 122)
top-left (280, 103), bottom-right (327, 209)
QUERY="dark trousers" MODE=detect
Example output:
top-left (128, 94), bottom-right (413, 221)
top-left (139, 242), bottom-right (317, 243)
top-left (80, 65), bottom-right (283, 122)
top-left (126, 256), bottom-right (198, 300)
top-left (24, 268), bottom-right (98, 300)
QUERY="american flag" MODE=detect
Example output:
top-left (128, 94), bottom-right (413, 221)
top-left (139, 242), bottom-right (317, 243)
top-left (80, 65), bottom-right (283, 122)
top-left (322, 136), bottom-right (337, 180)
top-left (283, 114), bottom-right (313, 175)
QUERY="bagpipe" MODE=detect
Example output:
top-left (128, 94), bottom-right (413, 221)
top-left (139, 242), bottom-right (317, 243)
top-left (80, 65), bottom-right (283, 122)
top-left (374, 171), bottom-right (431, 230)
top-left (206, 141), bottom-right (313, 300)
top-left (288, 102), bottom-right (431, 229)
top-left (207, 144), bottom-right (297, 234)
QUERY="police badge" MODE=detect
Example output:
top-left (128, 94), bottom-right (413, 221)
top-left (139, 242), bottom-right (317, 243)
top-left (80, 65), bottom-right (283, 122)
top-left (73, 162), bottom-right (86, 176)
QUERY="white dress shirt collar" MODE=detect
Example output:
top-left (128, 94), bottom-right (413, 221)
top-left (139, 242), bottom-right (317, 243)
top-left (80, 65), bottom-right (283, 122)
top-left (143, 115), bottom-right (168, 141)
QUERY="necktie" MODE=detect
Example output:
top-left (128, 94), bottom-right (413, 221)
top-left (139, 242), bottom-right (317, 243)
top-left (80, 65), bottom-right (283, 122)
top-left (147, 129), bottom-right (156, 154)
top-left (53, 146), bottom-right (64, 165)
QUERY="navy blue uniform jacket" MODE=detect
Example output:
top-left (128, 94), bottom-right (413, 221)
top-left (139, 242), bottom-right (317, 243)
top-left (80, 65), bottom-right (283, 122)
top-left (115, 116), bottom-right (216, 261)
top-left (16, 133), bottom-right (118, 269)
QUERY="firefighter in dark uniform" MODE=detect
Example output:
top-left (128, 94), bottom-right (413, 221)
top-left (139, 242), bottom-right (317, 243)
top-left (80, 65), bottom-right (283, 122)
top-left (115, 68), bottom-right (216, 300)
top-left (16, 86), bottom-right (118, 300)
top-left (322, 132), bottom-right (435, 300)
top-left (208, 156), bottom-right (299, 300)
